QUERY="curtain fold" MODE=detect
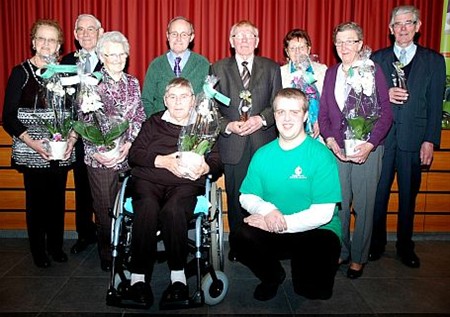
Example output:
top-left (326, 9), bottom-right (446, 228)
top-left (0, 0), bottom-right (443, 120)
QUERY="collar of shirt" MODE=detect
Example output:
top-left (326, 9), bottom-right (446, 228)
top-left (167, 50), bottom-right (191, 71)
top-left (161, 110), bottom-right (194, 126)
top-left (393, 43), bottom-right (416, 65)
top-left (101, 67), bottom-right (127, 84)
top-left (235, 54), bottom-right (254, 75)
top-left (81, 49), bottom-right (99, 68)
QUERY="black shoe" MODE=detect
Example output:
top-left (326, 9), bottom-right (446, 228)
top-left (160, 282), bottom-right (189, 309)
top-left (347, 267), bottom-right (363, 279)
top-left (368, 247), bottom-right (384, 261)
top-left (253, 268), bottom-right (286, 301)
top-left (101, 260), bottom-right (112, 272)
top-left (50, 250), bottom-right (68, 263)
top-left (70, 238), bottom-right (96, 254)
top-left (228, 250), bottom-right (238, 263)
top-left (126, 282), bottom-right (154, 306)
top-left (397, 250), bottom-right (420, 268)
top-left (33, 254), bottom-right (51, 268)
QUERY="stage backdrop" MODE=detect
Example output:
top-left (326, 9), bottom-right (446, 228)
top-left (0, 0), bottom-right (443, 120)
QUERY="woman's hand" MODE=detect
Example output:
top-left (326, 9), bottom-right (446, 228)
top-left (326, 137), bottom-right (347, 161)
top-left (155, 152), bottom-right (184, 178)
top-left (64, 135), bottom-right (78, 160)
top-left (182, 156), bottom-right (210, 181)
top-left (346, 142), bottom-right (374, 164)
top-left (312, 121), bottom-right (320, 139)
top-left (93, 152), bottom-right (118, 168)
top-left (116, 141), bottom-right (132, 164)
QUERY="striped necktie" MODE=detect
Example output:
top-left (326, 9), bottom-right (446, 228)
top-left (174, 57), bottom-right (182, 77)
top-left (241, 61), bottom-right (250, 89)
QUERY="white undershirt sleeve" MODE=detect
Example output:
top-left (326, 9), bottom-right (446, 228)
top-left (239, 193), bottom-right (277, 216)
top-left (283, 203), bottom-right (336, 233)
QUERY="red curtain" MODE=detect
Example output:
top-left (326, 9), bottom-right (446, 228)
top-left (0, 0), bottom-right (443, 121)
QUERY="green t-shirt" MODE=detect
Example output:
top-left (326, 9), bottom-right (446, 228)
top-left (240, 136), bottom-right (342, 239)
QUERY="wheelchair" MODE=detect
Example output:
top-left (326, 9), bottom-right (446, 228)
top-left (106, 175), bottom-right (229, 309)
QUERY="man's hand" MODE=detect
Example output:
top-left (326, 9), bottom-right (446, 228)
top-left (264, 209), bottom-right (287, 233)
top-left (244, 214), bottom-right (270, 231)
top-left (239, 115), bottom-right (264, 136)
top-left (420, 141), bottom-right (434, 166)
top-left (389, 87), bottom-right (409, 104)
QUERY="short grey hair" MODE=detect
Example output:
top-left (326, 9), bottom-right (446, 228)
top-left (229, 20), bottom-right (259, 38)
top-left (164, 77), bottom-right (194, 96)
top-left (332, 21), bottom-right (363, 44)
top-left (97, 31), bottom-right (130, 57)
top-left (74, 14), bottom-right (102, 30)
top-left (167, 16), bottom-right (194, 34)
top-left (389, 5), bottom-right (420, 27)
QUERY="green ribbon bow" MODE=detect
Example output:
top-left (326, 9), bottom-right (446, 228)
top-left (203, 83), bottom-right (231, 106)
top-left (37, 64), bottom-right (78, 79)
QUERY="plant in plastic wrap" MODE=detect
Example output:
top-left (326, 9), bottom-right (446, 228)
top-left (178, 75), bottom-right (230, 171)
top-left (343, 46), bottom-right (380, 156)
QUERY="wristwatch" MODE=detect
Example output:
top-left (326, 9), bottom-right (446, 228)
top-left (259, 114), bottom-right (267, 127)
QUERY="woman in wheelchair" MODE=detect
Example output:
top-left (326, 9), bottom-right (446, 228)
top-left (124, 78), bottom-right (223, 308)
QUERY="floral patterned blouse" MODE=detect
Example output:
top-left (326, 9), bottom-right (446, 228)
top-left (80, 68), bottom-right (146, 170)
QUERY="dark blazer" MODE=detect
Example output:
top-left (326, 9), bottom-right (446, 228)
top-left (211, 56), bottom-right (282, 164)
top-left (319, 63), bottom-right (392, 149)
top-left (371, 45), bottom-right (445, 151)
top-left (60, 51), bottom-right (103, 72)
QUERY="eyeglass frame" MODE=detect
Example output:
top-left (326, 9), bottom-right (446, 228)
top-left (231, 33), bottom-right (258, 40)
top-left (103, 53), bottom-right (128, 60)
top-left (75, 27), bottom-right (99, 35)
top-left (164, 93), bottom-right (194, 103)
top-left (391, 20), bottom-right (417, 29)
top-left (334, 39), bottom-right (361, 47)
top-left (34, 37), bottom-right (58, 45)
top-left (167, 32), bottom-right (192, 39)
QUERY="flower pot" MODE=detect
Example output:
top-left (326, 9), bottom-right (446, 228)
top-left (178, 151), bottom-right (203, 175)
top-left (344, 139), bottom-right (366, 156)
top-left (99, 140), bottom-right (120, 159)
top-left (49, 141), bottom-right (68, 160)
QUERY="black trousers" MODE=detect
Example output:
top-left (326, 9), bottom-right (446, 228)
top-left (372, 126), bottom-right (421, 253)
top-left (129, 177), bottom-right (203, 281)
top-left (230, 223), bottom-right (341, 299)
top-left (223, 142), bottom-right (252, 235)
top-left (73, 139), bottom-right (96, 241)
top-left (23, 165), bottom-right (68, 259)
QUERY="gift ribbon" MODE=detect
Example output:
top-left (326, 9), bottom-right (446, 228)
top-left (203, 83), bottom-right (231, 106)
top-left (37, 64), bottom-right (78, 79)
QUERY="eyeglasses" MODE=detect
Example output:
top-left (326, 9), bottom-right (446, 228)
top-left (75, 27), bottom-right (99, 35)
top-left (334, 40), bottom-right (360, 47)
top-left (168, 32), bottom-right (192, 39)
top-left (103, 53), bottom-right (128, 60)
top-left (392, 20), bottom-right (417, 29)
top-left (231, 33), bottom-right (258, 40)
top-left (287, 45), bottom-right (309, 52)
top-left (165, 94), bottom-right (193, 103)
top-left (35, 37), bottom-right (58, 45)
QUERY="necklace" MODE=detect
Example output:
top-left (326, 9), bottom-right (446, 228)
top-left (27, 59), bottom-right (45, 86)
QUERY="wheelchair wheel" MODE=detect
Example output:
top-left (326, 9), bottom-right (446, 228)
top-left (201, 271), bottom-right (228, 305)
top-left (210, 186), bottom-right (225, 271)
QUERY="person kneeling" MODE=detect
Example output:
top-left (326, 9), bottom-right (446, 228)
top-left (231, 88), bottom-right (342, 301)
top-left (125, 78), bottom-right (222, 308)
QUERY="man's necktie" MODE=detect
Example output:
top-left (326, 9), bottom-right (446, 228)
top-left (399, 49), bottom-right (407, 66)
top-left (84, 53), bottom-right (91, 73)
top-left (174, 57), bottom-right (182, 77)
top-left (241, 61), bottom-right (250, 89)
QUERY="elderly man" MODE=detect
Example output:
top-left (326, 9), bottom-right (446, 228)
top-left (233, 88), bottom-right (341, 301)
top-left (141, 16), bottom-right (210, 117)
top-left (369, 5), bottom-right (446, 268)
top-left (61, 14), bottom-right (104, 256)
top-left (211, 20), bottom-right (282, 261)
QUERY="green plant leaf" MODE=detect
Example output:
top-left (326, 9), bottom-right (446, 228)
top-left (194, 139), bottom-right (210, 155)
top-left (73, 121), bottom-right (105, 145)
top-left (103, 120), bottom-right (129, 146)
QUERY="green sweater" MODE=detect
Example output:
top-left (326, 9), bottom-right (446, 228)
top-left (141, 51), bottom-right (210, 117)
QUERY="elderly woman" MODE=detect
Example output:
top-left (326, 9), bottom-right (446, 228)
top-left (2, 19), bottom-right (77, 268)
top-left (318, 22), bottom-right (392, 279)
top-left (124, 78), bottom-right (222, 307)
top-left (280, 29), bottom-right (327, 138)
top-left (77, 31), bottom-right (146, 271)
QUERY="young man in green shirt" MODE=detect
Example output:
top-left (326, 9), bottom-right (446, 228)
top-left (232, 88), bottom-right (342, 301)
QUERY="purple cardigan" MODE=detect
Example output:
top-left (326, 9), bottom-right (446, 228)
top-left (318, 63), bottom-right (392, 149)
